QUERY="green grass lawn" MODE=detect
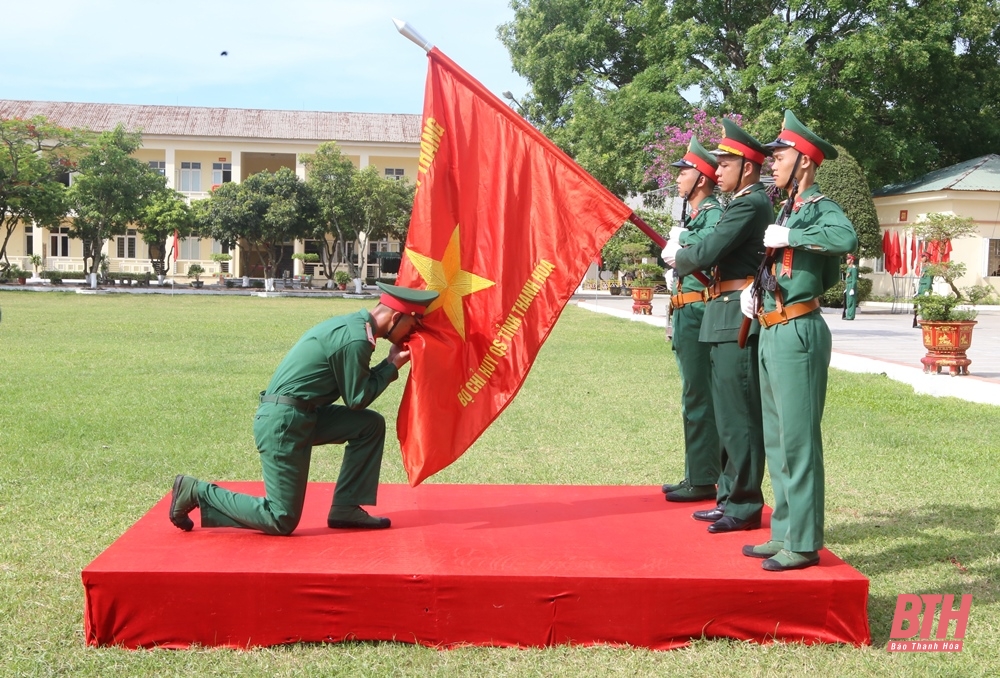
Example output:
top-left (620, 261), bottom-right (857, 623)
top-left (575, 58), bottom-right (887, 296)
top-left (1, 290), bottom-right (998, 676)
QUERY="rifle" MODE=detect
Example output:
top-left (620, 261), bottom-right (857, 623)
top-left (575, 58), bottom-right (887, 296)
top-left (737, 178), bottom-right (799, 349)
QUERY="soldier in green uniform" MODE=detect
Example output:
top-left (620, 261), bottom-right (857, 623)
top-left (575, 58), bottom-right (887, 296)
top-left (661, 137), bottom-right (724, 504)
top-left (663, 119), bottom-right (771, 533)
top-left (843, 254), bottom-right (858, 320)
top-left (914, 252), bottom-right (933, 327)
top-left (169, 282), bottom-right (439, 536)
top-left (740, 110), bottom-right (858, 570)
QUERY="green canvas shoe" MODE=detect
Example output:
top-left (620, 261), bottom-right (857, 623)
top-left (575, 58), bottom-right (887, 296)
top-left (742, 540), bottom-right (784, 559)
top-left (762, 549), bottom-right (820, 571)
top-left (169, 475), bottom-right (200, 532)
top-left (661, 479), bottom-right (688, 494)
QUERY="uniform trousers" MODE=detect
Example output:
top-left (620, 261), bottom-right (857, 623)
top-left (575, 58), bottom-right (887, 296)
top-left (671, 302), bottom-right (723, 488)
top-left (196, 401), bottom-right (386, 535)
top-left (758, 312), bottom-right (830, 551)
top-left (709, 336), bottom-right (765, 520)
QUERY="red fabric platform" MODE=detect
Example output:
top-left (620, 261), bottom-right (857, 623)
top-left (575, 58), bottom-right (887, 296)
top-left (82, 483), bottom-right (870, 649)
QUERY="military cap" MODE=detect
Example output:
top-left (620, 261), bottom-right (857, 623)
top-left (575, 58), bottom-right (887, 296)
top-left (764, 110), bottom-right (838, 166)
top-left (671, 136), bottom-right (719, 184)
top-left (376, 281), bottom-right (438, 317)
top-left (711, 118), bottom-right (770, 165)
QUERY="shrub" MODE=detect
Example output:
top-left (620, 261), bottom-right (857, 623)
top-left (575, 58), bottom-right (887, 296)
top-left (814, 146), bottom-right (881, 259)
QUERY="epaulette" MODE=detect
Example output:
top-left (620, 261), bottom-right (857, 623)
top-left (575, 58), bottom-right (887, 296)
top-left (803, 193), bottom-right (828, 204)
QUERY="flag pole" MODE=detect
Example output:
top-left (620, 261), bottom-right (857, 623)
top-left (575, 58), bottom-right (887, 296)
top-left (629, 213), bottom-right (711, 287)
top-left (393, 19), bottom-right (434, 53)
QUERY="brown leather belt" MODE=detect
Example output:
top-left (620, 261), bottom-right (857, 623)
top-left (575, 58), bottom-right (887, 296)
top-left (707, 276), bottom-right (753, 300)
top-left (670, 289), bottom-right (710, 309)
top-left (758, 298), bottom-right (821, 329)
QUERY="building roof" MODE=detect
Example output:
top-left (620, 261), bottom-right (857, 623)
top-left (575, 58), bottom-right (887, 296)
top-left (0, 99), bottom-right (422, 144)
top-left (875, 154), bottom-right (1000, 196)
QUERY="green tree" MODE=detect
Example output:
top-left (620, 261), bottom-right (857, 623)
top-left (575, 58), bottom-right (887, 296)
top-left (67, 125), bottom-right (166, 277)
top-left (0, 117), bottom-right (82, 271)
top-left (301, 143), bottom-right (415, 281)
top-left (137, 189), bottom-right (194, 278)
top-left (814, 145), bottom-right (881, 259)
top-left (500, 0), bottom-right (1000, 192)
top-left (195, 167), bottom-right (316, 282)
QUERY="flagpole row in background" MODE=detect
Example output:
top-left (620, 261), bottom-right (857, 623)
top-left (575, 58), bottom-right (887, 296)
top-left (393, 19), bottom-right (434, 53)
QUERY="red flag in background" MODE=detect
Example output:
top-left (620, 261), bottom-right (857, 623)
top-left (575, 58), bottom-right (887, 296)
top-left (394, 48), bottom-right (633, 485)
top-left (928, 239), bottom-right (941, 263)
top-left (881, 231), bottom-right (891, 272)
top-left (910, 233), bottom-right (917, 270)
top-left (889, 230), bottom-right (901, 275)
top-left (900, 233), bottom-right (908, 276)
top-left (942, 239), bottom-right (953, 262)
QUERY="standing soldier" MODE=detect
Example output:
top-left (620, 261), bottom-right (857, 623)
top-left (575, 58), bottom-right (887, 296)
top-left (661, 137), bottom-right (724, 505)
top-left (843, 254), bottom-right (858, 320)
top-left (663, 119), bottom-right (771, 534)
top-left (913, 252), bottom-right (933, 327)
top-left (741, 110), bottom-right (858, 570)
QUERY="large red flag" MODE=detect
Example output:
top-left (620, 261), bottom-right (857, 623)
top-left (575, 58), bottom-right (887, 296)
top-left (899, 232), bottom-right (908, 276)
top-left (394, 49), bottom-right (633, 485)
top-left (881, 230), bottom-right (891, 272)
top-left (888, 230), bottom-right (901, 275)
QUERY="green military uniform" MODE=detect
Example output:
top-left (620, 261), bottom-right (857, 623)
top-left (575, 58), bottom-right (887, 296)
top-left (671, 194), bottom-right (723, 490)
top-left (673, 121), bottom-right (772, 525)
top-left (171, 283), bottom-right (438, 536)
top-left (917, 268), bottom-right (933, 296)
top-left (755, 111), bottom-right (858, 566)
top-left (843, 260), bottom-right (858, 320)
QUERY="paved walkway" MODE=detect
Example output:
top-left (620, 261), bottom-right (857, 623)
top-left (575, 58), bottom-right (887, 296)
top-left (572, 291), bottom-right (1000, 407)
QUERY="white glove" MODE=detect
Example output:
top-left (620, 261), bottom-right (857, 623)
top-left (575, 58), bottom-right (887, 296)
top-left (848, 289), bottom-right (855, 296)
top-left (668, 226), bottom-right (688, 243)
top-left (665, 268), bottom-right (676, 293)
top-left (662, 239), bottom-right (681, 267)
top-left (763, 224), bottom-right (791, 248)
top-left (740, 285), bottom-right (757, 319)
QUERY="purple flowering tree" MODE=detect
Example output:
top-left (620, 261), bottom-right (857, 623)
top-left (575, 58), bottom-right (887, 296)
top-left (644, 110), bottom-right (742, 188)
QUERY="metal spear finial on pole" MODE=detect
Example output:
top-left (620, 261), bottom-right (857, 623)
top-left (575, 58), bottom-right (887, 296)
top-left (393, 18), bottom-right (434, 53)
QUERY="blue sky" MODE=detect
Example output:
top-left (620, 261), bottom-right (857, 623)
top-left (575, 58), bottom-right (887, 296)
top-left (4, 1), bottom-right (527, 114)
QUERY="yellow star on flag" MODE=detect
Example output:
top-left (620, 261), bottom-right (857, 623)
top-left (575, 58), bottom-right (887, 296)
top-left (405, 225), bottom-right (494, 340)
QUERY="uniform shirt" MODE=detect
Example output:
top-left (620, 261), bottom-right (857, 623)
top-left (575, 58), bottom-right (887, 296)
top-left (762, 184), bottom-right (858, 311)
top-left (674, 182), bottom-right (773, 343)
top-left (265, 309), bottom-right (398, 409)
top-left (672, 195), bottom-right (722, 296)
top-left (844, 265), bottom-right (859, 293)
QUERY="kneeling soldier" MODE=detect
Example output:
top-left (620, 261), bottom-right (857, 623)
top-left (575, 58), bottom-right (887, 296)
top-left (169, 283), bottom-right (438, 535)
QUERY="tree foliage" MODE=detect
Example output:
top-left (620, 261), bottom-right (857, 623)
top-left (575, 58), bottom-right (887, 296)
top-left (0, 116), bottom-right (83, 270)
top-left (137, 189), bottom-right (194, 276)
top-left (67, 125), bottom-right (166, 275)
top-left (301, 142), bottom-right (415, 280)
top-left (814, 145), bottom-right (881, 259)
top-left (500, 0), bottom-right (1000, 194)
top-left (195, 167), bottom-right (316, 278)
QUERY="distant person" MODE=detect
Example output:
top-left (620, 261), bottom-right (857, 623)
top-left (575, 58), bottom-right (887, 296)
top-left (169, 283), bottom-right (438, 535)
top-left (914, 252), bottom-right (932, 328)
top-left (843, 254), bottom-right (858, 320)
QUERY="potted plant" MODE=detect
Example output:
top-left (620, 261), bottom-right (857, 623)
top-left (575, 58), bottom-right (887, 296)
top-left (629, 263), bottom-right (663, 315)
top-left (29, 254), bottom-right (43, 280)
top-left (3, 265), bottom-right (27, 284)
top-left (187, 263), bottom-right (205, 289)
top-left (914, 292), bottom-right (977, 375)
top-left (334, 270), bottom-right (351, 291)
top-left (211, 253), bottom-right (232, 284)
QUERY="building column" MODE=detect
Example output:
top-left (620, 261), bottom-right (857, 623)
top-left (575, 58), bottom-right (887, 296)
top-left (293, 239), bottom-right (305, 275)
top-left (295, 155), bottom-right (307, 181)
top-left (164, 147), bottom-right (176, 190)
top-left (359, 153), bottom-right (369, 169)
top-left (231, 151), bottom-right (242, 183)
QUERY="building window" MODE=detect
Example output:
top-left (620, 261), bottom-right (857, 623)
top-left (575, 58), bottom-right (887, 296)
top-left (50, 227), bottom-right (70, 257)
top-left (212, 162), bottom-right (232, 186)
top-left (25, 225), bottom-right (33, 256)
top-left (384, 168), bottom-right (404, 181)
top-left (148, 161), bottom-right (166, 176)
top-left (181, 237), bottom-right (201, 261)
top-left (180, 162), bottom-right (202, 192)
top-left (116, 229), bottom-right (138, 259)
top-left (988, 239), bottom-right (1000, 277)
top-left (874, 256), bottom-right (885, 274)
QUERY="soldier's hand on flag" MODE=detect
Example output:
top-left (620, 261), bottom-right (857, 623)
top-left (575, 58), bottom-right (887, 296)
top-left (662, 239), bottom-right (681, 267)
top-left (763, 224), bottom-right (791, 248)
top-left (389, 343), bottom-right (412, 369)
top-left (740, 286), bottom-right (757, 319)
